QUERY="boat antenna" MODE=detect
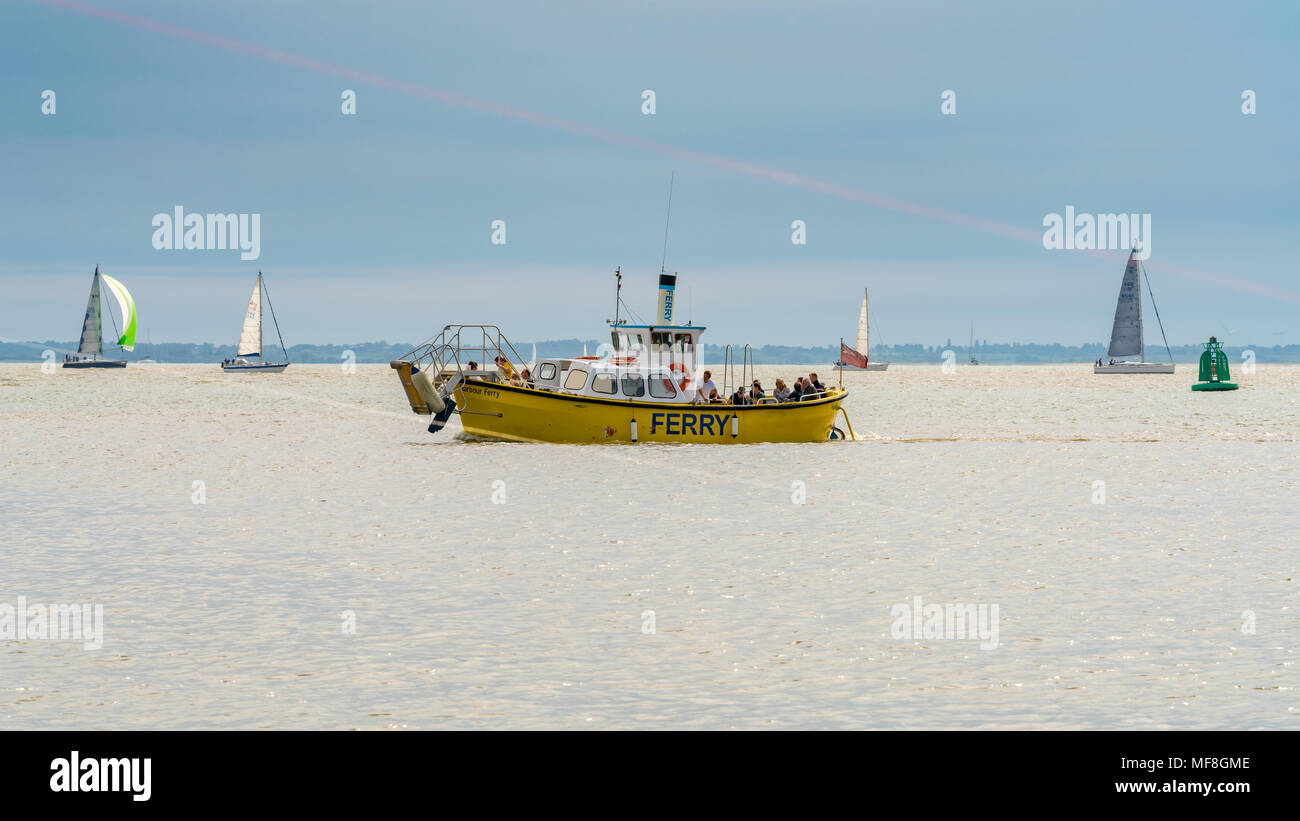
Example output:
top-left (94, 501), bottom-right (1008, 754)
top-left (260, 272), bottom-right (290, 363)
top-left (660, 171), bottom-right (675, 276)
top-left (612, 266), bottom-right (622, 325)
top-left (1140, 260), bottom-right (1174, 363)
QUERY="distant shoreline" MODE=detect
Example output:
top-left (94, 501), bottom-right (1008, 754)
top-left (6, 339), bottom-right (1300, 364)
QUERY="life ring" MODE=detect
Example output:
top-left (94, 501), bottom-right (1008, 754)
top-left (668, 362), bottom-right (691, 390)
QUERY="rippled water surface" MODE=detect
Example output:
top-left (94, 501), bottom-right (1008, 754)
top-left (2, 363), bottom-right (1297, 729)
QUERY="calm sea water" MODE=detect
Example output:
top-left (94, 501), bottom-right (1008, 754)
top-left (1, 362), bottom-right (1296, 729)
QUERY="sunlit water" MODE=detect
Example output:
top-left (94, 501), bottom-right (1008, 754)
top-left (1, 362), bottom-right (1296, 729)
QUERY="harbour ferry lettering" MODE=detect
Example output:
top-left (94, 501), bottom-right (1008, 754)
top-left (650, 411), bottom-right (730, 436)
top-left (462, 385), bottom-right (501, 399)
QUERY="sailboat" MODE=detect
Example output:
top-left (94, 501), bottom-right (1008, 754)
top-left (968, 322), bottom-right (979, 366)
top-left (221, 272), bottom-right (289, 372)
top-left (63, 265), bottom-right (136, 369)
top-left (1094, 247), bottom-right (1175, 374)
top-left (137, 329), bottom-right (158, 363)
top-left (835, 289), bottom-right (889, 371)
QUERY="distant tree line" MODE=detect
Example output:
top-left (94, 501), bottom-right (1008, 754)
top-left (5, 338), bottom-right (1300, 364)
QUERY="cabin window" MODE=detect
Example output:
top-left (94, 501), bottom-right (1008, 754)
top-left (674, 333), bottom-right (693, 349)
top-left (563, 368), bottom-right (588, 391)
top-left (651, 332), bottom-right (672, 346)
top-left (621, 374), bottom-right (646, 397)
top-left (610, 331), bottom-right (623, 349)
top-left (538, 363), bottom-right (557, 380)
top-left (591, 373), bottom-right (618, 394)
top-left (649, 373), bottom-right (677, 399)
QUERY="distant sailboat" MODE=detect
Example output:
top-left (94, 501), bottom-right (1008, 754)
top-left (1094, 248), bottom-right (1174, 374)
top-left (137, 329), bottom-right (158, 363)
top-left (835, 289), bottom-right (889, 371)
top-left (63, 265), bottom-right (135, 369)
top-left (968, 322), bottom-right (979, 366)
top-left (221, 272), bottom-right (289, 372)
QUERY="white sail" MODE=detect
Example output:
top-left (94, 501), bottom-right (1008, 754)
top-left (237, 275), bottom-right (262, 357)
top-left (855, 290), bottom-right (869, 353)
top-left (78, 268), bottom-right (103, 356)
top-left (1107, 250), bottom-right (1143, 358)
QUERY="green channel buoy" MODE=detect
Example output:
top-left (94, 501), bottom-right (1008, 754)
top-left (1192, 336), bottom-right (1238, 391)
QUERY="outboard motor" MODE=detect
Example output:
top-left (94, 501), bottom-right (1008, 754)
top-left (428, 398), bottom-right (456, 434)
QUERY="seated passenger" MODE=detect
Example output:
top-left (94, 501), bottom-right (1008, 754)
top-left (708, 389), bottom-right (725, 404)
top-left (773, 379), bottom-right (791, 402)
top-left (467, 360), bottom-right (480, 371)
top-left (788, 378), bottom-right (804, 402)
top-left (515, 367), bottom-right (532, 387)
top-left (807, 372), bottom-right (826, 394)
top-left (730, 386), bottom-right (750, 405)
top-left (749, 380), bottom-right (766, 403)
top-left (493, 355), bottom-right (515, 380)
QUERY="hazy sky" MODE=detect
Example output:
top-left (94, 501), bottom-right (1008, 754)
top-left (2, 0), bottom-right (1297, 348)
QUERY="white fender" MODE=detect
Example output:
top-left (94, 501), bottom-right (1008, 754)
top-left (412, 369), bottom-right (445, 414)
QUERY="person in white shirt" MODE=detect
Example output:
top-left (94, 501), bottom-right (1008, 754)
top-left (695, 370), bottom-right (718, 403)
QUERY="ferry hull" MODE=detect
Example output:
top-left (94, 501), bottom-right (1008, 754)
top-left (452, 381), bottom-right (847, 444)
top-left (1094, 363), bottom-right (1175, 374)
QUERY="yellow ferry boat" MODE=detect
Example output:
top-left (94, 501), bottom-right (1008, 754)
top-left (390, 272), bottom-right (854, 444)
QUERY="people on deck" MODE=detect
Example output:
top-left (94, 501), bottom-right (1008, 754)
top-left (467, 361), bottom-right (479, 371)
top-left (730, 386), bottom-right (750, 405)
top-left (708, 389), bottom-right (725, 404)
top-left (493, 356), bottom-right (514, 380)
top-left (516, 367), bottom-right (533, 387)
top-left (749, 380), bottom-right (766, 403)
top-left (697, 370), bottom-right (718, 403)
top-left (787, 378), bottom-right (805, 402)
top-left (773, 379), bottom-right (791, 402)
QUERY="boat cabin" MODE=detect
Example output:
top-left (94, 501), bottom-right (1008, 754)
top-left (510, 357), bottom-right (696, 405)
top-left (606, 322), bottom-right (705, 375)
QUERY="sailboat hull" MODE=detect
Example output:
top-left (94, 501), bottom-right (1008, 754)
top-left (1093, 362), bottom-right (1175, 374)
top-left (63, 360), bottom-right (126, 369)
top-left (835, 362), bottom-right (889, 371)
top-left (222, 362), bottom-right (289, 373)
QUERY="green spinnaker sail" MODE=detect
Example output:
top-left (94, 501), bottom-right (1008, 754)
top-left (101, 274), bottom-right (137, 351)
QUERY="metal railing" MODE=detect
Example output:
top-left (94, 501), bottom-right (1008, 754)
top-left (396, 324), bottom-right (529, 392)
top-left (720, 343), bottom-right (756, 399)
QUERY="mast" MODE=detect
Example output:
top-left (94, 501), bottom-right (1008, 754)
top-left (1138, 264), bottom-right (1145, 363)
top-left (660, 171), bottom-right (675, 278)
